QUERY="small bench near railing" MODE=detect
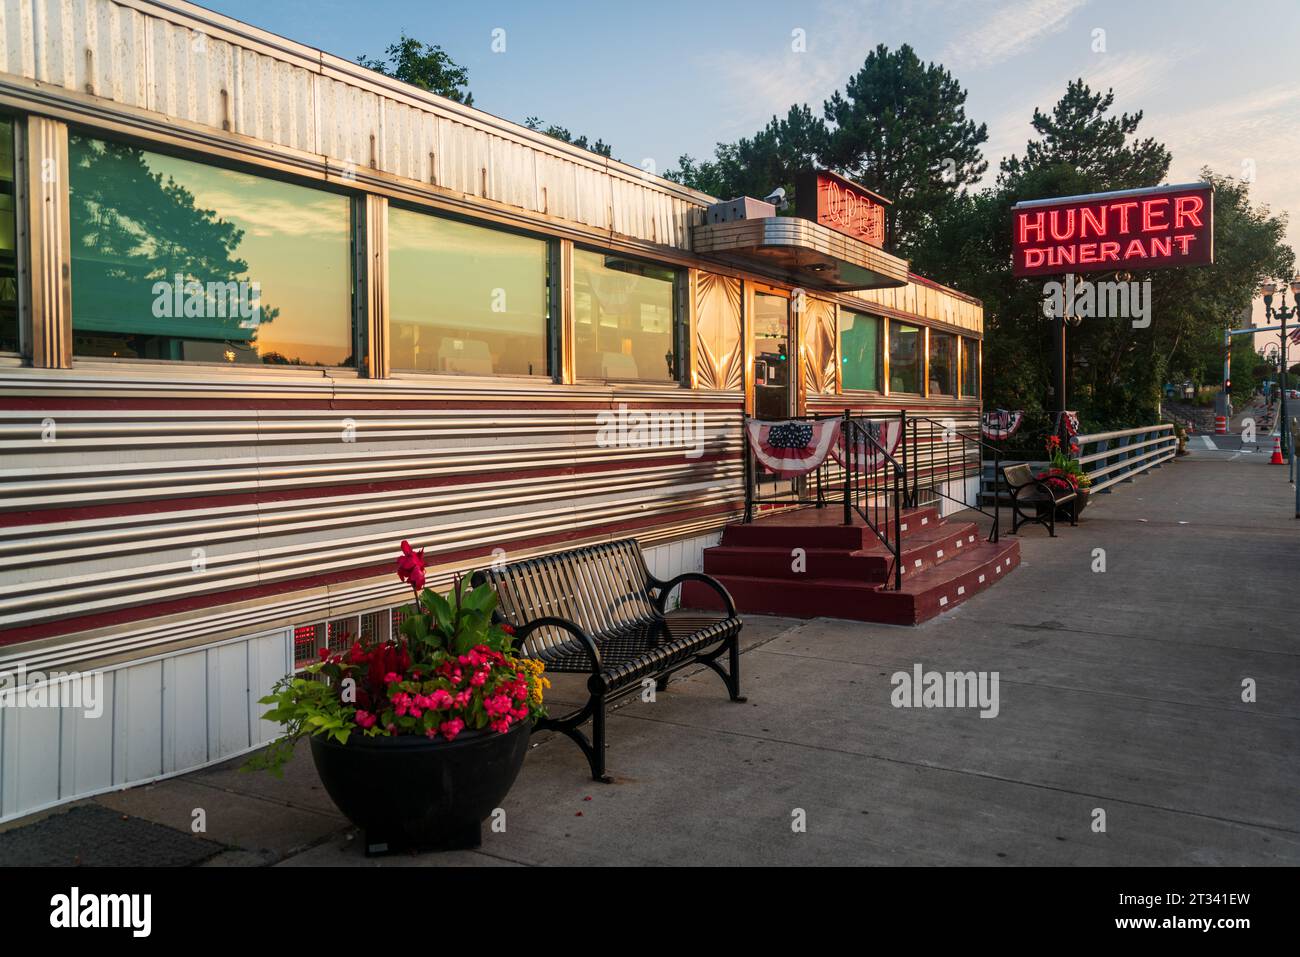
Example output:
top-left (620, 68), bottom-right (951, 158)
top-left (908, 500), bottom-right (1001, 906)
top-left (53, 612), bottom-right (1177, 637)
top-left (472, 540), bottom-right (745, 783)
top-left (1074, 423), bottom-right (1177, 492)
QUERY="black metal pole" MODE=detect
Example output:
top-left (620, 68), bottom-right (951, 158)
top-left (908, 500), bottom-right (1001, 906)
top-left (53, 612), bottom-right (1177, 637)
top-left (742, 411), bottom-right (753, 523)
top-left (842, 408), bottom-right (852, 526)
top-left (1282, 300), bottom-right (1290, 464)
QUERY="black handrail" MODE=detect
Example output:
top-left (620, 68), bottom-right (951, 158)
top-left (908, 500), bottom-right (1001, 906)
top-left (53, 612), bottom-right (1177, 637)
top-left (904, 414), bottom-right (1001, 543)
top-left (740, 410), bottom-right (906, 590)
top-left (840, 410), bottom-right (905, 591)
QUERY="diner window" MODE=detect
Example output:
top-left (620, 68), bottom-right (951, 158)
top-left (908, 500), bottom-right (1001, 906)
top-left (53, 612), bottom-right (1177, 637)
top-left (389, 207), bottom-right (549, 376)
top-left (929, 331), bottom-right (957, 397)
top-left (574, 249), bottom-right (678, 381)
top-left (961, 337), bottom-right (979, 397)
top-left (68, 135), bottom-right (353, 366)
top-left (0, 116), bottom-right (17, 352)
top-left (888, 321), bottom-right (922, 395)
top-left (839, 310), bottom-right (880, 391)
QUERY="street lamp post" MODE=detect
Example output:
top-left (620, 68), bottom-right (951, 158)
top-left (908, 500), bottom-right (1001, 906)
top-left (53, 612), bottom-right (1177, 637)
top-left (1260, 279), bottom-right (1300, 462)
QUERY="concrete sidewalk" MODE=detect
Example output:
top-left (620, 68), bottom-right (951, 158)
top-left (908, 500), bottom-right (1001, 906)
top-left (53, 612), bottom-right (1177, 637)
top-left (5, 453), bottom-right (1298, 865)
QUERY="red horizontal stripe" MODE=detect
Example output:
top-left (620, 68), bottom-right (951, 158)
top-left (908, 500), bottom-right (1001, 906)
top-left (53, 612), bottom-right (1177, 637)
top-left (0, 451), bottom-right (739, 526)
top-left (0, 503), bottom-right (737, 648)
top-left (0, 396), bottom-right (744, 412)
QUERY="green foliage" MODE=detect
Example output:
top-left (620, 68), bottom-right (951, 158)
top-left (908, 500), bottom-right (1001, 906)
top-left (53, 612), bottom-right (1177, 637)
top-left (821, 44), bottom-right (988, 255)
top-left (358, 35), bottom-right (474, 105)
top-left (666, 45), bottom-right (987, 255)
top-left (246, 575), bottom-right (546, 775)
top-left (910, 80), bottom-right (1294, 430)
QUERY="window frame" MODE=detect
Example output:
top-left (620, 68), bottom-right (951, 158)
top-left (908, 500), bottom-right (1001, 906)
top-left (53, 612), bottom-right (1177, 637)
top-left (960, 336), bottom-right (980, 398)
top-left (0, 112), bottom-right (23, 358)
top-left (65, 125), bottom-right (362, 373)
top-left (837, 308), bottom-right (883, 394)
top-left (571, 244), bottom-right (683, 386)
top-left (927, 330), bottom-right (959, 399)
top-left (886, 318), bottom-right (924, 397)
top-left (385, 199), bottom-right (556, 381)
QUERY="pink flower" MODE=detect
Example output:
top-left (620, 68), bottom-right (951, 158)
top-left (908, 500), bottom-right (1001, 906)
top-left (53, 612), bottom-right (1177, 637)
top-left (439, 717), bottom-right (465, 741)
top-left (485, 693), bottom-right (513, 718)
top-left (384, 672), bottom-right (399, 684)
top-left (396, 540), bottom-right (427, 593)
top-left (355, 710), bottom-right (377, 729)
top-left (429, 689), bottom-right (453, 710)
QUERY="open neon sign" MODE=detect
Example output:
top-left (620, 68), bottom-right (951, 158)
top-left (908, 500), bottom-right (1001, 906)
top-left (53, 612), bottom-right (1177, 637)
top-left (796, 169), bottom-right (889, 248)
top-left (1012, 183), bottom-right (1213, 277)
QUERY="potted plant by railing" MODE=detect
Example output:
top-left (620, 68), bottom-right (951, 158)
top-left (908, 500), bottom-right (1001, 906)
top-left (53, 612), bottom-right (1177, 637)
top-left (1038, 434), bottom-right (1093, 518)
top-left (248, 541), bottom-right (549, 854)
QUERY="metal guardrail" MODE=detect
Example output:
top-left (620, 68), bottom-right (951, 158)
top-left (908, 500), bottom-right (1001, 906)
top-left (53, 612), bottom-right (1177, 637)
top-left (1074, 423), bottom-right (1177, 492)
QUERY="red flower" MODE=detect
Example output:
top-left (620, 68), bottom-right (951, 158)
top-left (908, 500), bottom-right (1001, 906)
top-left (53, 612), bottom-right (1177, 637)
top-left (500, 623), bottom-right (515, 636)
top-left (396, 540), bottom-right (427, 593)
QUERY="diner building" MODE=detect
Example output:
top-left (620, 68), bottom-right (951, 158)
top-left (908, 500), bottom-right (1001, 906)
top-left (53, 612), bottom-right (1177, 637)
top-left (0, 0), bottom-right (984, 819)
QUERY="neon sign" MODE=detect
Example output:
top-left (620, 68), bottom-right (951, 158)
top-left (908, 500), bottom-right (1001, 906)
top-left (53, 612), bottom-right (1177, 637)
top-left (796, 169), bottom-right (889, 248)
top-left (1012, 183), bottom-right (1213, 277)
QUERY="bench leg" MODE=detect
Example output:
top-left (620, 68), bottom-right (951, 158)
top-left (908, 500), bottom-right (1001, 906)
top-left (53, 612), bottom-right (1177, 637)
top-left (536, 698), bottom-right (612, 784)
top-left (726, 633), bottom-right (747, 703)
top-left (698, 636), bottom-right (747, 703)
top-left (589, 694), bottom-right (610, 783)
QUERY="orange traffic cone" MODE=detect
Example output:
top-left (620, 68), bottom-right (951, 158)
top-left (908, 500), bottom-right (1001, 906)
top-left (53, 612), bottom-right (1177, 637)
top-left (1270, 435), bottom-right (1284, 464)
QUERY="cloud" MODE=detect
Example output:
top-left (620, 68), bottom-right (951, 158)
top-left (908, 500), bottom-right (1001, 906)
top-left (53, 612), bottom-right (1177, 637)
top-left (944, 0), bottom-right (1089, 70)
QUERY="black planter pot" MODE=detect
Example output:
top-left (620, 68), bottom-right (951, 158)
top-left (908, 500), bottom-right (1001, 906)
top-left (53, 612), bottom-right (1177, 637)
top-left (310, 719), bottom-right (530, 855)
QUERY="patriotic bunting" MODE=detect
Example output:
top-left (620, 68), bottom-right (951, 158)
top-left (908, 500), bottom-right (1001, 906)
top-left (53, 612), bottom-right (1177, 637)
top-left (831, 418), bottom-right (903, 470)
top-left (981, 409), bottom-right (1024, 441)
top-left (746, 418), bottom-right (842, 478)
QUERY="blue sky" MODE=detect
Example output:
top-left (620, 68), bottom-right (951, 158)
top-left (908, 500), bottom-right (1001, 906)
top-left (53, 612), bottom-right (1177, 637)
top-left (203, 0), bottom-right (1300, 257)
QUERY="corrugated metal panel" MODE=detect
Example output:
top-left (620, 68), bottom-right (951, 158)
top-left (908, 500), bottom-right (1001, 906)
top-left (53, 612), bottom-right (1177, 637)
top-left (0, 626), bottom-right (295, 822)
top-left (0, 369), bottom-right (745, 653)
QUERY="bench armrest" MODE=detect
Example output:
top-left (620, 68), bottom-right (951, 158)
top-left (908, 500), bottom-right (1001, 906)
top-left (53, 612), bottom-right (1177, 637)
top-left (514, 616), bottom-right (603, 672)
top-left (649, 572), bottom-right (737, 617)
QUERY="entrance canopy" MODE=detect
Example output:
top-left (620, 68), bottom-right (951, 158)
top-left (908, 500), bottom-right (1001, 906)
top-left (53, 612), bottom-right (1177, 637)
top-left (692, 216), bottom-right (910, 292)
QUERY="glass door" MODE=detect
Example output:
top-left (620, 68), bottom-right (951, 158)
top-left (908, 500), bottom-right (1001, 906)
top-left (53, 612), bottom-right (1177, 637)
top-left (752, 291), bottom-right (791, 420)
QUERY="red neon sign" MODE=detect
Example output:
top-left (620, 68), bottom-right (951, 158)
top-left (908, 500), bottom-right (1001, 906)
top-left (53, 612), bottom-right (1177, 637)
top-left (796, 169), bottom-right (888, 248)
top-left (1012, 184), bottom-right (1213, 277)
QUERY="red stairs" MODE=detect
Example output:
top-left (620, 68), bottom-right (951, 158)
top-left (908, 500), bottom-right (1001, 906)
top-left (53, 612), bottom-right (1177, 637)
top-left (681, 505), bottom-right (1020, 626)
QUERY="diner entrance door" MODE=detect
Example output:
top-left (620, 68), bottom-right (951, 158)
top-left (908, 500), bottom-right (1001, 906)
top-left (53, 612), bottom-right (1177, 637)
top-left (751, 290), bottom-right (793, 420)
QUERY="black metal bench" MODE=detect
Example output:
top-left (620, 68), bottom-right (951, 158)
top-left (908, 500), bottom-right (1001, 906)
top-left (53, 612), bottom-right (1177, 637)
top-left (472, 539), bottom-right (745, 782)
top-left (1001, 462), bottom-right (1078, 537)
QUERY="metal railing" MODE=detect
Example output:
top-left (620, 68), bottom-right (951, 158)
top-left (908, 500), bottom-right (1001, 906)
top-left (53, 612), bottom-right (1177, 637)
top-left (841, 413), bottom-right (906, 591)
top-left (1073, 423), bottom-right (1177, 492)
top-left (741, 411), bottom-right (906, 590)
top-left (905, 415), bottom-right (1001, 542)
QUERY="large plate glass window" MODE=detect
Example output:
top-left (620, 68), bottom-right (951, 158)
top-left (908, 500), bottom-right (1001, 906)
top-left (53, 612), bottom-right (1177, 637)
top-left (839, 310), bottom-right (880, 391)
top-left (389, 207), bottom-right (549, 376)
top-left (574, 249), bottom-right (677, 381)
top-left (68, 135), bottom-right (353, 365)
top-left (0, 116), bottom-right (17, 352)
top-left (928, 331), bottom-right (957, 397)
top-left (960, 337), bottom-right (979, 397)
top-left (888, 320), bottom-right (922, 394)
